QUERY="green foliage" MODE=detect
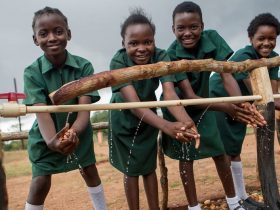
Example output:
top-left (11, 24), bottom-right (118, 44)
top-left (90, 110), bottom-right (109, 123)
top-left (91, 111), bottom-right (109, 142)
top-left (3, 140), bottom-right (27, 151)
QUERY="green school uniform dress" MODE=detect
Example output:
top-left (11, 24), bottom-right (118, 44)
top-left (109, 48), bottom-right (175, 176)
top-left (23, 51), bottom-right (100, 177)
top-left (162, 30), bottom-right (233, 160)
top-left (209, 45), bottom-right (279, 156)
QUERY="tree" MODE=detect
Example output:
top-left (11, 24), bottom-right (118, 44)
top-left (90, 111), bottom-right (108, 123)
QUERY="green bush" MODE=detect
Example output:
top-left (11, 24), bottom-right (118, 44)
top-left (3, 140), bottom-right (27, 151)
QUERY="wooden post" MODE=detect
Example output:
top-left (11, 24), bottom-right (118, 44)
top-left (249, 67), bottom-right (280, 209)
top-left (276, 81), bottom-right (280, 146)
top-left (0, 133), bottom-right (8, 210)
top-left (157, 131), bottom-right (168, 210)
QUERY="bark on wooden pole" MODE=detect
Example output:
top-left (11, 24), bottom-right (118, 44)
top-left (276, 110), bottom-right (280, 146)
top-left (50, 57), bottom-right (280, 105)
top-left (0, 133), bottom-right (8, 210)
top-left (157, 131), bottom-right (168, 210)
top-left (249, 67), bottom-right (280, 209)
top-left (276, 81), bottom-right (280, 146)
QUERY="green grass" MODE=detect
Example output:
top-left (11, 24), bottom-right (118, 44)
top-left (3, 150), bottom-right (31, 178)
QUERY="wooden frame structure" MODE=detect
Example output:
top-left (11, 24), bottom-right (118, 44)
top-left (1, 57), bottom-right (280, 209)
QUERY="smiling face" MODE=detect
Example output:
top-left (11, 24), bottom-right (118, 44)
top-left (250, 25), bottom-right (277, 58)
top-left (33, 13), bottom-right (71, 60)
top-left (122, 24), bottom-right (155, 65)
top-left (173, 12), bottom-right (203, 50)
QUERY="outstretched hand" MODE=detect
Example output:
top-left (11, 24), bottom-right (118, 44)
top-left (47, 124), bottom-right (79, 155)
top-left (163, 121), bottom-right (200, 148)
top-left (230, 102), bottom-right (266, 127)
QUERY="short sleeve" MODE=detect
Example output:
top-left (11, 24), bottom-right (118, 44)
top-left (23, 67), bottom-right (48, 105)
top-left (269, 66), bottom-right (279, 80)
top-left (81, 63), bottom-right (100, 103)
top-left (175, 72), bottom-right (188, 82)
top-left (212, 32), bottom-right (233, 61)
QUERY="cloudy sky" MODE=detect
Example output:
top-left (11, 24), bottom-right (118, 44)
top-left (1, 0), bottom-right (280, 131)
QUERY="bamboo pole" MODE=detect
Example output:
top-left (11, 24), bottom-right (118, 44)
top-left (49, 57), bottom-right (280, 105)
top-left (249, 67), bottom-right (280, 209)
top-left (0, 95), bottom-right (265, 118)
top-left (3, 94), bottom-right (280, 118)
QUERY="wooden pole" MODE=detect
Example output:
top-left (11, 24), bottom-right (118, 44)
top-left (157, 131), bottom-right (168, 210)
top-left (0, 133), bottom-right (8, 210)
top-left (249, 67), bottom-right (280, 209)
top-left (276, 81), bottom-right (280, 146)
top-left (0, 122), bottom-right (109, 142)
top-left (2, 94), bottom-right (280, 118)
top-left (0, 95), bottom-right (264, 118)
top-left (49, 57), bottom-right (280, 104)
top-left (13, 78), bottom-right (24, 149)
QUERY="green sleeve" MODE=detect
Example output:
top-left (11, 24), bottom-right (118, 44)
top-left (23, 67), bottom-right (48, 105)
top-left (110, 56), bottom-right (132, 93)
top-left (211, 31), bottom-right (233, 61)
top-left (175, 72), bottom-right (188, 83)
top-left (269, 66), bottom-right (279, 80)
top-left (81, 63), bottom-right (100, 103)
top-left (269, 52), bottom-right (280, 80)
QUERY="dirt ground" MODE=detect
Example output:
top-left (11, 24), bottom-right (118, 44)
top-left (6, 133), bottom-right (280, 210)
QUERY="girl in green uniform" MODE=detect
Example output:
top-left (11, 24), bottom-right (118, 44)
top-left (109, 8), bottom-right (199, 210)
top-left (23, 7), bottom-right (106, 210)
top-left (209, 13), bottom-right (280, 209)
top-left (162, 2), bottom-right (266, 210)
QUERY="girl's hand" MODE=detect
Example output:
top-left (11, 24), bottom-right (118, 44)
top-left (228, 102), bottom-right (266, 127)
top-left (163, 121), bottom-right (200, 148)
top-left (47, 125), bottom-right (79, 155)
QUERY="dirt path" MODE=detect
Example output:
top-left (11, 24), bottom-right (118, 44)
top-left (6, 134), bottom-right (280, 210)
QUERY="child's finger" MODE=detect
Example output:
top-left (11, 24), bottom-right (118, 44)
top-left (182, 131), bottom-right (199, 139)
top-left (59, 138), bottom-right (74, 149)
top-left (235, 110), bottom-right (265, 126)
top-left (56, 124), bottom-right (70, 138)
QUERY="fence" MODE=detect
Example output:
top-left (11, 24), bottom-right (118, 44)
top-left (1, 57), bottom-right (280, 209)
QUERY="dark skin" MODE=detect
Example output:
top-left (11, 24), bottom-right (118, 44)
top-left (231, 25), bottom-right (280, 162)
top-left (120, 23), bottom-right (200, 210)
top-left (172, 11), bottom-right (266, 207)
top-left (27, 13), bottom-right (101, 205)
